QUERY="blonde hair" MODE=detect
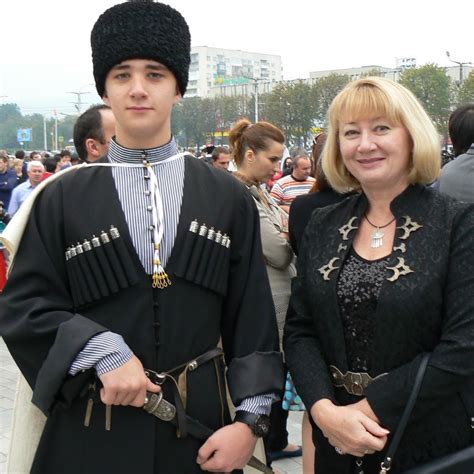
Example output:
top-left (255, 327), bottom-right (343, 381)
top-left (229, 118), bottom-right (285, 166)
top-left (322, 77), bottom-right (441, 193)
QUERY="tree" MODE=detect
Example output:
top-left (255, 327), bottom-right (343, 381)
top-left (312, 74), bottom-right (351, 126)
top-left (458, 71), bottom-right (474, 105)
top-left (286, 81), bottom-right (315, 146)
top-left (0, 103), bottom-right (21, 122)
top-left (215, 95), bottom-right (238, 144)
top-left (0, 103), bottom-right (23, 149)
top-left (200, 98), bottom-right (219, 145)
top-left (179, 97), bottom-right (206, 149)
top-left (265, 82), bottom-right (294, 142)
top-left (399, 64), bottom-right (451, 131)
top-left (359, 68), bottom-right (385, 78)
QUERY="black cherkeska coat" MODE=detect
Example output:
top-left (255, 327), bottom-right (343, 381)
top-left (0, 157), bottom-right (284, 474)
top-left (284, 185), bottom-right (474, 473)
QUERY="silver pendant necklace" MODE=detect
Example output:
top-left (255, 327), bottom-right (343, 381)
top-left (364, 213), bottom-right (396, 248)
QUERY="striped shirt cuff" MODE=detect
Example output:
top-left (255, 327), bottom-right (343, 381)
top-left (235, 393), bottom-right (278, 416)
top-left (68, 332), bottom-right (133, 376)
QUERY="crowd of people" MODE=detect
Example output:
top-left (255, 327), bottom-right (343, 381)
top-left (0, 1), bottom-right (473, 474)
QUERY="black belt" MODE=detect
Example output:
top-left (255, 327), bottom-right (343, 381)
top-left (329, 365), bottom-right (387, 396)
top-left (144, 347), bottom-right (225, 439)
top-left (143, 391), bottom-right (272, 473)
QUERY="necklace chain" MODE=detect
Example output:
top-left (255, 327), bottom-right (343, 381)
top-left (364, 214), bottom-right (396, 248)
top-left (364, 213), bottom-right (396, 229)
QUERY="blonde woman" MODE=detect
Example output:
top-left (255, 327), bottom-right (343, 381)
top-left (285, 77), bottom-right (474, 473)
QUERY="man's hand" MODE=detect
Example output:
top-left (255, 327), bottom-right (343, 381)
top-left (311, 399), bottom-right (389, 457)
top-left (196, 422), bottom-right (258, 472)
top-left (99, 355), bottom-right (160, 407)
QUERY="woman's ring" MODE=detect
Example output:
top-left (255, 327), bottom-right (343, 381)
top-left (335, 447), bottom-right (344, 455)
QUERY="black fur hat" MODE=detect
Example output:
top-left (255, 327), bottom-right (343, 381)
top-left (91, 0), bottom-right (191, 97)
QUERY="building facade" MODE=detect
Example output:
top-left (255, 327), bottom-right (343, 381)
top-left (187, 46), bottom-right (283, 98)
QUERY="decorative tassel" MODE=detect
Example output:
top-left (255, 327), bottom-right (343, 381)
top-left (152, 270), bottom-right (172, 289)
top-left (152, 243), bottom-right (171, 289)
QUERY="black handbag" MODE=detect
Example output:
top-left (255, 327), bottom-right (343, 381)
top-left (379, 354), bottom-right (474, 474)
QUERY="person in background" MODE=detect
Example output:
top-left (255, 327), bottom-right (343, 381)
top-left (281, 157), bottom-right (293, 177)
top-left (438, 103), bottom-right (474, 202)
top-left (0, 152), bottom-right (18, 210)
top-left (0, 199), bottom-right (10, 292)
top-left (270, 153), bottom-right (315, 213)
top-left (284, 77), bottom-right (474, 473)
top-left (210, 146), bottom-right (232, 171)
top-left (73, 105), bottom-right (116, 163)
top-left (230, 118), bottom-right (302, 468)
top-left (289, 133), bottom-right (349, 253)
top-left (15, 150), bottom-right (26, 161)
top-left (41, 156), bottom-right (58, 181)
top-left (29, 151), bottom-right (42, 161)
top-left (8, 160), bottom-right (44, 216)
top-left (287, 132), bottom-right (349, 473)
top-left (12, 158), bottom-right (26, 185)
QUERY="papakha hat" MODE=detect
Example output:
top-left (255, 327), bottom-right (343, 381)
top-left (91, 0), bottom-right (191, 97)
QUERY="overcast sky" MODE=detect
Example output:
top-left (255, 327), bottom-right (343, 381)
top-left (1, 0), bottom-right (473, 116)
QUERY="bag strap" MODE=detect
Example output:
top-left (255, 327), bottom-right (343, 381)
top-left (379, 353), bottom-right (430, 473)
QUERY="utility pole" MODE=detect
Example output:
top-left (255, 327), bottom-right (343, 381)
top-left (446, 51), bottom-right (473, 85)
top-left (54, 110), bottom-right (58, 151)
top-left (254, 79), bottom-right (259, 123)
top-left (43, 115), bottom-right (47, 151)
top-left (67, 90), bottom-right (90, 114)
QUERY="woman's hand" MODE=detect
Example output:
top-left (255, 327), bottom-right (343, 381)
top-left (311, 399), bottom-right (389, 457)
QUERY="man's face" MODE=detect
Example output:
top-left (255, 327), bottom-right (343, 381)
top-left (293, 157), bottom-right (312, 180)
top-left (213, 153), bottom-right (231, 170)
top-left (28, 165), bottom-right (44, 185)
top-left (95, 109), bottom-right (116, 158)
top-left (103, 59), bottom-right (181, 145)
top-left (60, 155), bottom-right (71, 166)
top-left (0, 159), bottom-right (7, 173)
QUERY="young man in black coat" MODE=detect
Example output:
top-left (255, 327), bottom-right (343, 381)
top-left (0, 2), bottom-right (283, 473)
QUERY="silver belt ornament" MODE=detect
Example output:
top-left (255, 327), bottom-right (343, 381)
top-left (330, 365), bottom-right (387, 396)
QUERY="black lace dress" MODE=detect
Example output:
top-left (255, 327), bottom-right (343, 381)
top-left (337, 248), bottom-right (391, 373)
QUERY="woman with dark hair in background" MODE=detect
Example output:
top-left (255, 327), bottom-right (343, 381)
top-left (287, 132), bottom-right (349, 472)
top-left (229, 119), bottom-right (302, 467)
top-left (289, 132), bottom-right (349, 254)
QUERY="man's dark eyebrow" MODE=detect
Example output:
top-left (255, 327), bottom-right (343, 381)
top-left (111, 63), bottom-right (168, 72)
top-left (111, 64), bottom-right (130, 71)
top-left (145, 64), bottom-right (169, 71)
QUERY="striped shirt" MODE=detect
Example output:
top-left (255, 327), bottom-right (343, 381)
top-left (109, 138), bottom-right (184, 273)
top-left (270, 174), bottom-right (315, 207)
top-left (69, 137), bottom-right (273, 414)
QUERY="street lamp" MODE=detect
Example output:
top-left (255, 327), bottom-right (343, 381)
top-left (67, 83), bottom-right (94, 114)
top-left (242, 76), bottom-right (261, 122)
top-left (446, 51), bottom-right (473, 85)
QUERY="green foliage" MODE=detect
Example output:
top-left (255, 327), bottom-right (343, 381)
top-left (312, 74), bottom-right (351, 125)
top-left (359, 68), bottom-right (385, 78)
top-left (266, 81), bottom-right (315, 146)
top-left (399, 64), bottom-right (451, 130)
top-left (0, 103), bottom-right (76, 152)
top-left (458, 71), bottom-right (474, 105)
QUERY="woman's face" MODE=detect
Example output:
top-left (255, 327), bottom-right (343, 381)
top-left (338, 115), bottom-right (412, 193)
top-left (14, 160), bottom-right (23, 173)
top-left (246, 140), bottom-right (284, 183)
